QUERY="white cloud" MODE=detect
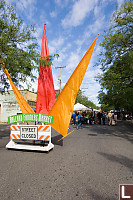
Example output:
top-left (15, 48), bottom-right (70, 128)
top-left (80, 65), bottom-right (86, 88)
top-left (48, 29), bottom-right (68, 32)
top-left (101, 0), bottom-right (124, 11)
top-left (33, 26), bottom-right (42, 39)
top-left (50, 11), bottom-right (57, 18)
top-left (82, 80), bottom-right (101, 105)
top-left (95, 45), bottom-right (102, 54)
top-left (80, 76), bottom-right (101, 105)
top-left (94, 6), bottom-right (100, 17)
top-left (74, 7), bottom-right (105, 49)
top-left (75, 39), bottom-right (85, 48)
top-left (62, 0), bottom-right (98, 28)
top-left (101, 0), bottom-right (112, 4)
top-left (53, 73), bottom-right (60, 90)
top-left (54, 0), bottom-right (62, 5)
top-left (117, 0), bottom-right (124, 8)
top-left (67, 51), bottom-right (80, 69)
top-left (49, 0), bottom-right (71, 19)
top-left (49, 37), bottom-right (65, 53)
top-left (39, 11), bottom-right (51, 27)
top-left (87, 15), bottom-right (105, 35)
top-left (85, 67), bottom-right (102, 80)
top-left (54, 0), bottom-right (70, 8)
top-left (80, 65), bottom-right (102, 105)
top-left (6, 0), bottom-right (37, 21)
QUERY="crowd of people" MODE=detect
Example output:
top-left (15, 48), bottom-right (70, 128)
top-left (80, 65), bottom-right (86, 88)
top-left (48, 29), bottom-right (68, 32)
top-left (71, 111), bottom-right (118, 129)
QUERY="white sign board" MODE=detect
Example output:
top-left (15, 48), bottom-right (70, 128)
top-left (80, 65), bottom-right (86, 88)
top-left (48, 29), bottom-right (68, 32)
top-left (20, 126), bottom-right (38, 140)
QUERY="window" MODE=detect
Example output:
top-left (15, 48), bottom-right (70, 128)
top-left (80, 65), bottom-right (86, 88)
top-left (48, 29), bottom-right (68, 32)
top-left (27, 100), bottom-right (36, 108)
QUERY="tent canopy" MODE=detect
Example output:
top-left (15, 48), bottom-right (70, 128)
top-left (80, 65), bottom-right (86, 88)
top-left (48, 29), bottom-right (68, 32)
top-left (73, 103), bottom-right (92, 111)
top-left (93, 108), bottom-right (99, 112)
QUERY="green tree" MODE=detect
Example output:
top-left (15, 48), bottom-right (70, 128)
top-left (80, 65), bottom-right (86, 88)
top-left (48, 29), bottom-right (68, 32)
top-left (75, 89), bottom-right (99, 109)
top-left (97, 0), bottom-right (133, 113)
top-left (0, 0), bottom-right (40, 90)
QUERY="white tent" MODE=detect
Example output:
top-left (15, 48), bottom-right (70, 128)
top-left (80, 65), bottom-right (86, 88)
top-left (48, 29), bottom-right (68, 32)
top-left (73, 103), bottom-right (92, 111)
top-left (93, 108), bottom-right (99, 112)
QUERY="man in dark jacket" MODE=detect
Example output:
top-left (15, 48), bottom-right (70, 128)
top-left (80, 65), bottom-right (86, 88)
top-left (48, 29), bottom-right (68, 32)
top-left (97, 111), bottom-right (103, 125)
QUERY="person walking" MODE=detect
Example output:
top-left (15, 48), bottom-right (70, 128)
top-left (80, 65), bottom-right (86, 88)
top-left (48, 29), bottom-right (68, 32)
top-left (77, 112), bottom-right (83, 129)
top-left (72, 112), bottom-right (76, 125)
top-left (108, 111), bottom-right (112, 126)
top-left (102, 111), bottom-right (106, 125)
top-left (120, 112), bottom-right (123, 121)
top-left (114, 112), bottom-right (117, 125)
top-left (97, 111), bottom-right (102, 125)
top-left (89, 112), bottom-right (92, 125)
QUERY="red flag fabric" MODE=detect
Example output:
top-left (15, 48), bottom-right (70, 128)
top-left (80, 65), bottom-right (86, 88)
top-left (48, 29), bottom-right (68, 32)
top-left (36, 25), bottom-right (55, 114)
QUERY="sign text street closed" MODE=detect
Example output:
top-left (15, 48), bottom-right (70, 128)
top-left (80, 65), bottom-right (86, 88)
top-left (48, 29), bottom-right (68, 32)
top-left (20, 126), bottom-right (38, 140)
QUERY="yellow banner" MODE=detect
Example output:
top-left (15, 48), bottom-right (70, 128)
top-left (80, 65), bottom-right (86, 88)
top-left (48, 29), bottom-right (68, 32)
top-left (48, 35), bottom-right (98, 137)
top-left (3, 68), bottom-right (34, 114)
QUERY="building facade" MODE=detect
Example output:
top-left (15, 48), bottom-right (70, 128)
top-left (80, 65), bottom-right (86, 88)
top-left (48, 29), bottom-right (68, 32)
top-left (0, 90), bottom-right (37, 123)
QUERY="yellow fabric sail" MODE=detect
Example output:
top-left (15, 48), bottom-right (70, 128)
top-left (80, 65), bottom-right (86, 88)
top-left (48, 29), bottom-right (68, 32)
top-left (3, 68), bottom-right (34, 114)
top-left (48, 35), bottom-right (98, 137)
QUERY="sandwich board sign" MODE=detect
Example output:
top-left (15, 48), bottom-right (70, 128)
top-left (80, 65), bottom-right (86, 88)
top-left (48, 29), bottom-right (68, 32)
top-left (6, 113), bottom-right (54, 152)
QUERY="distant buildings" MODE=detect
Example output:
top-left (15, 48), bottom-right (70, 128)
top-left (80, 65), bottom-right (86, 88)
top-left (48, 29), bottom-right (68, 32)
top-left (0, 90), bottom-right (36, 123)
top-left (0, 89), bottom-right (60, 123)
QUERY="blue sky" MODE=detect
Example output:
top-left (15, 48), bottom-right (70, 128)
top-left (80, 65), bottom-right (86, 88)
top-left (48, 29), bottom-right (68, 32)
top-left (6, 0), bottom-right (124, 106)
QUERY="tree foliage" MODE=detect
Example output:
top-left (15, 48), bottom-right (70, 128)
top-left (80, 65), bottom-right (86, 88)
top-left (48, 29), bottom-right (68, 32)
top-left (75, 89), bottom-right (99, 109)
top-left (0, 0), bottom-right (41, 90)
top-left (97, 0), bottom-right (133, 112)
top-left (0, 0), bottom-right (59, 91)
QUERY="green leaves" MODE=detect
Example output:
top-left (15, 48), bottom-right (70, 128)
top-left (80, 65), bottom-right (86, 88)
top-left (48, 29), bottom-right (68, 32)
top-left (0, 0), bottom-right (59, 91)
top-left (97, 1), bottom-right (133, 112)
top-left (0, 0), bottom-right (39, 89)
top-left (75, 90), bottom-right (99, 109)
top-left (100, 1), bottom-right (133, 70)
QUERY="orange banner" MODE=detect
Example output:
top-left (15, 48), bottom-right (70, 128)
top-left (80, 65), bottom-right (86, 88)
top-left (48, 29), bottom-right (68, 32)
top-left (3, 68), bottom-right (34, 114)
top-left (48, 35), bottom-right (98, 136)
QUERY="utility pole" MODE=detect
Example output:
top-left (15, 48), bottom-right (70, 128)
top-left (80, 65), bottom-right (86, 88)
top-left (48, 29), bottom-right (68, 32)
top-left (0, 69), bottom-right (4, 92)
top-left (55, 66), bottom-right (66, 93)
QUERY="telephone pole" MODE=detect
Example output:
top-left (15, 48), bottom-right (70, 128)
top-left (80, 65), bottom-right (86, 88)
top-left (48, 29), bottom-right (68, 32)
top-left (55, 66), bottom-right (66, 93)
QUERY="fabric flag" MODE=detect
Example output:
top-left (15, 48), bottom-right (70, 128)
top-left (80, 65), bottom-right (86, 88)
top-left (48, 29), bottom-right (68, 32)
top-left (3, 68), bottom-right (34, 114)
top-left (36, 25), bottom-right (55, 114)
top-left (48, 35), bottom-right (98, 137)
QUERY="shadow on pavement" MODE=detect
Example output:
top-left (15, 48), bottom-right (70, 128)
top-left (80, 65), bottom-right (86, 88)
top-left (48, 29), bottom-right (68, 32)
top-left (0, 125), bottom-right (10, 139)
top-left (88, 133), bottom-right (98, 136)
top-left (52, 135), bottom-right (63, 146)
top-left (98, 152), bottom-right (133, 172)
top-left (85, 121), bottom-right (133, 144)
top-left (87, 188), bottom-right (117, 200)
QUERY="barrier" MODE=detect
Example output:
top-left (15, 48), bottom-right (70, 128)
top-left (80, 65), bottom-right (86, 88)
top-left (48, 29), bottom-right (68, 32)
top-left (6, 124), bottom-right (54, 152)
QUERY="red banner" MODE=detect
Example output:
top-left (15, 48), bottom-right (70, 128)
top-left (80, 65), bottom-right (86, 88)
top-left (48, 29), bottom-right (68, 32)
top-left (36, 25), bottom-right (55, 114)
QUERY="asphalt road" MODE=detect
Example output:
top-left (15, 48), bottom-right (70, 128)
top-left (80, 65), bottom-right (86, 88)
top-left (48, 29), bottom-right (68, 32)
top-left (0, 121), bottom-right (133, 200)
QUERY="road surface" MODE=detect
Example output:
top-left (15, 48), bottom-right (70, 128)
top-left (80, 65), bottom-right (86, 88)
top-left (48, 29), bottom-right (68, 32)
top-left (0, 121), bottom-right (133, 200)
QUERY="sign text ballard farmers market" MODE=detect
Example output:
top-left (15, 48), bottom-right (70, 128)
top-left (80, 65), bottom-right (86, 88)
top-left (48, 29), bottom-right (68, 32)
top-left (8, 113), bottom-right (54, 124)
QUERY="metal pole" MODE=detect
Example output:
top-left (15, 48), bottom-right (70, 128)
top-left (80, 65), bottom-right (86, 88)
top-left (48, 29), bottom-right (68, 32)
top-left (60, 68), bottom-right (61, 93)
top-left (55, 66), bottom-right (66, 93)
